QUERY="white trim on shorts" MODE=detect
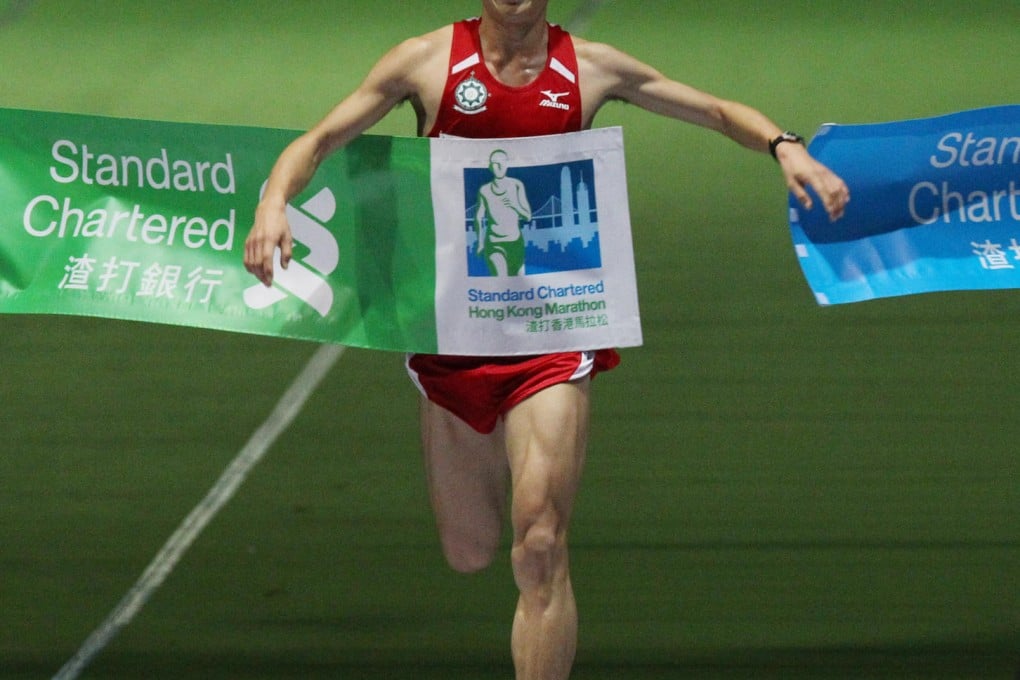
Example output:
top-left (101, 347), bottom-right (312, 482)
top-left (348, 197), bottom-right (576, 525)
top-left (571, 350), bottom-right (596, 381)
top-left (405, 350), bottom-right (596, 399)
top-left (405, 353), bottom-right (426, 398)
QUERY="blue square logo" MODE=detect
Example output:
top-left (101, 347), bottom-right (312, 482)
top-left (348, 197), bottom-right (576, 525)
top-left (464, 151), bottom-right (601, 277)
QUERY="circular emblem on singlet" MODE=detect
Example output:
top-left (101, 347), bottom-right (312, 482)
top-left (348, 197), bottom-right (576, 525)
top-left (454, 73), bottom-right (488, 114)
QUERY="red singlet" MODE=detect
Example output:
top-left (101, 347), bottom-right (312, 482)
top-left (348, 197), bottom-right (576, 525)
top-left (409, 18), bottom-right (620, 434)
top-left (426, 18), bottom-right (583, 138)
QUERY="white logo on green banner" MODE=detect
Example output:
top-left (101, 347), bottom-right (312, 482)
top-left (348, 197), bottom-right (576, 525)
top-left (243, 184), bottom-right (339, 317)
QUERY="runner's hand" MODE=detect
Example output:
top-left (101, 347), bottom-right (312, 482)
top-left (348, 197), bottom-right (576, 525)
top-left (776, 144), bottom-right (850, 222)
top-left (244, 202), bottom-right (293, 286)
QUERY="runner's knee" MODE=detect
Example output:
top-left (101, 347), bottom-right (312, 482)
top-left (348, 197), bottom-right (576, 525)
top-left (511, 508), bottom-right (563, 596)
top-left (441, 530), bottom-right (499, 574)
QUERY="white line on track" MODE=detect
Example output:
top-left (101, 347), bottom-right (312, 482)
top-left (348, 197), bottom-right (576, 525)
top-left (55, 2), bottom-right (607, 676)
top-left (53, 343), bottom-right (345, 680)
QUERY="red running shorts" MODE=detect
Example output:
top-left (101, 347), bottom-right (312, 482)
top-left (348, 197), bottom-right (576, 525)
top-left (406, 349), bottom-right (620, 434)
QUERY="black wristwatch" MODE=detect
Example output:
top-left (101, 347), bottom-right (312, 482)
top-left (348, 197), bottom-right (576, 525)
top-left (769, 131), bottom-right (805, 160)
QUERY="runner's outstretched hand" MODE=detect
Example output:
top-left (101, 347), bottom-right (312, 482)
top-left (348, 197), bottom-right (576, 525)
top-left (775, 143), bottom-right (850, 222)
top-left (244, 202), bottom-right (293, 286)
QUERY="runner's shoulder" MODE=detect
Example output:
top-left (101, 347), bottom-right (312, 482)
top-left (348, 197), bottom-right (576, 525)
top-left (573, 37), bottom-right (638, 77)
top-left (386, 25), bottom-right (453, 71)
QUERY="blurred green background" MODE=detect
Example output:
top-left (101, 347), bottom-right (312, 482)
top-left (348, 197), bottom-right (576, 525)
top-left (1, 1), bottom-right (1018, 678)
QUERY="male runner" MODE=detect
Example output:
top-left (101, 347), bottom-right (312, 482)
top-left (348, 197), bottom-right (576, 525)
top-left (476, 149), bottom-right (531, 276)
top-left (244, 2), bottom-right (849, 678)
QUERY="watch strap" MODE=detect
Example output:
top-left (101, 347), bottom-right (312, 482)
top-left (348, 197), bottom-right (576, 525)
top-left (769, 131), bottom-right (805, 160)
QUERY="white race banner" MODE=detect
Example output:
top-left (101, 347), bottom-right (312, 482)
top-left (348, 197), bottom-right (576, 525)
top-left (429, 127), bottom-right (641, 355)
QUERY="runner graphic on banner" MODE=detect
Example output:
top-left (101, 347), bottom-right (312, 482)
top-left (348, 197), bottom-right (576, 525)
top-left (466, 150), bottom-right (602, 278)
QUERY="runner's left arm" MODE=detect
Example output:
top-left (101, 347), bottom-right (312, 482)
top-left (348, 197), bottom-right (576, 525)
top-left (575, 40), bottom-right (849, 221)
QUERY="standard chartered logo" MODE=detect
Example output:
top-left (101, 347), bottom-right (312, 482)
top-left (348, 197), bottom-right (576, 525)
top-left (243, 184), bottom-right (339, 316)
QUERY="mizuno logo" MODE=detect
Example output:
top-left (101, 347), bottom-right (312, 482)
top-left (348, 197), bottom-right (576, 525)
top-left (539, 90), bottom-right (571, 110)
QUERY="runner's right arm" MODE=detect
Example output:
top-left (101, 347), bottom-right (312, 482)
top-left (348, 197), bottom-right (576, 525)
top-left (244, 31), bottom-right (446, 286)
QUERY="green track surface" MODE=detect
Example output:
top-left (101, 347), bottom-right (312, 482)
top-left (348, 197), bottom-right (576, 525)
top-left (1, 1), bottom-right (1018, 678)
